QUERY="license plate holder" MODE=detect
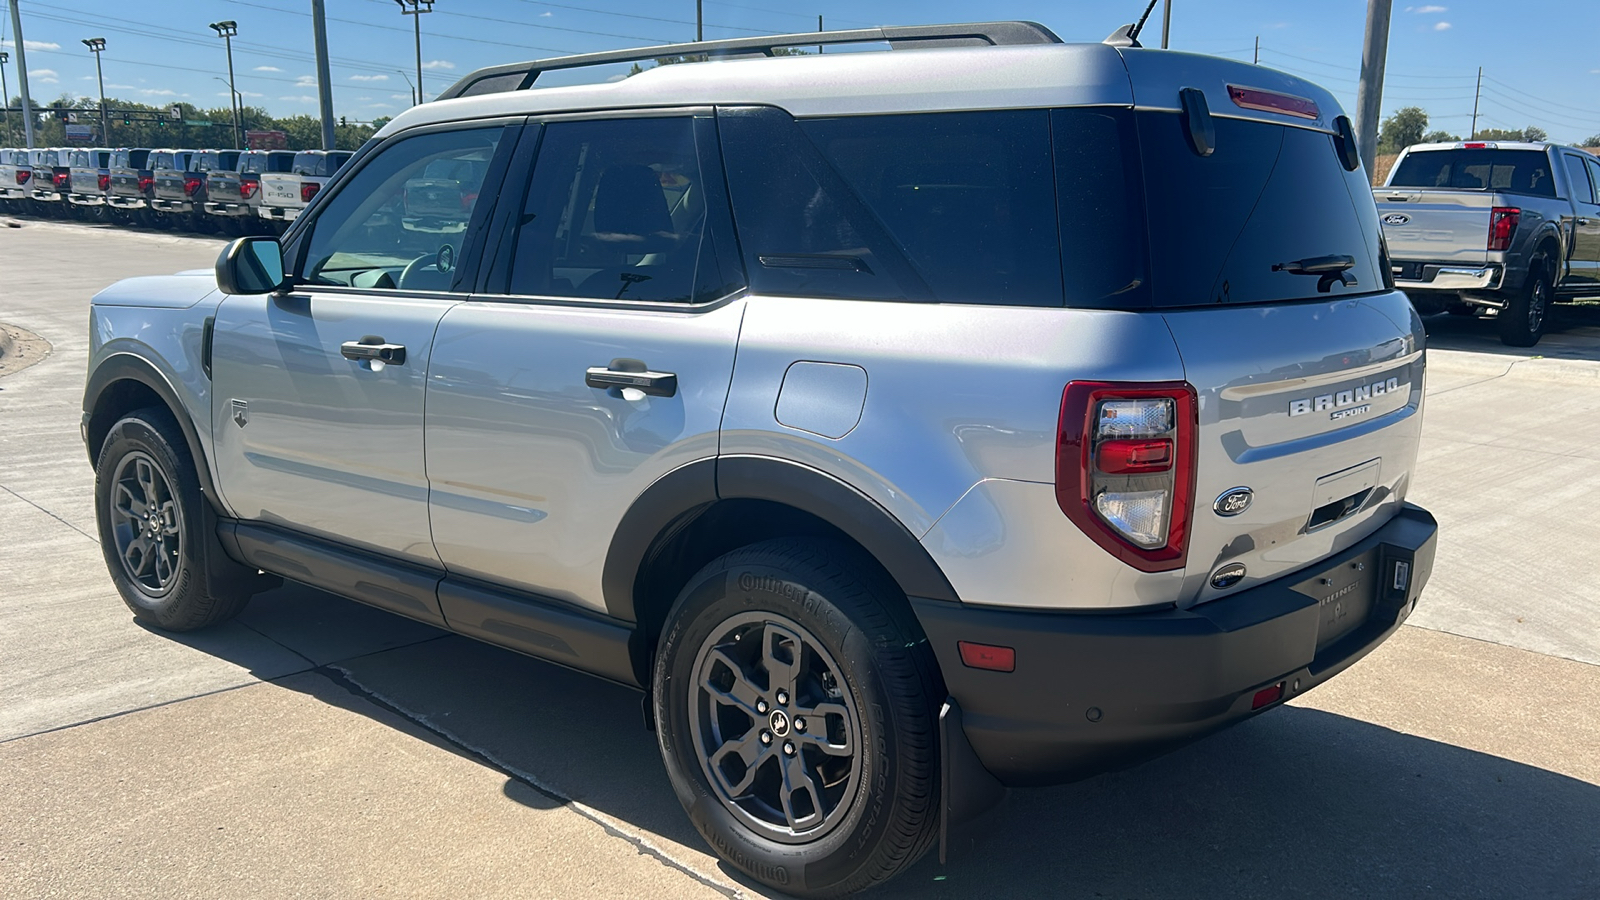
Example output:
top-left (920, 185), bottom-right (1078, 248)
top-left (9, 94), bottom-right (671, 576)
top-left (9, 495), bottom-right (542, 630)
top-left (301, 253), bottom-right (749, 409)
top-left (1295, 548), bottom-right (1380, 650)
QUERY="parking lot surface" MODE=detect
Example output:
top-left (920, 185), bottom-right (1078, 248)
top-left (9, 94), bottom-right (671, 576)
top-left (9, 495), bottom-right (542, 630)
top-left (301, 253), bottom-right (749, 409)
top-left (3, 220), bottom-right (1597, 897)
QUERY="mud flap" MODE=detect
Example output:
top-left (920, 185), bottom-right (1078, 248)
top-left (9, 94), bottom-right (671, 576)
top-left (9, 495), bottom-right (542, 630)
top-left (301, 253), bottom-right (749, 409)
top-left (939, 698), bottom-right (1006, 863)
top-left (206, 503), bottom-right (282, 599)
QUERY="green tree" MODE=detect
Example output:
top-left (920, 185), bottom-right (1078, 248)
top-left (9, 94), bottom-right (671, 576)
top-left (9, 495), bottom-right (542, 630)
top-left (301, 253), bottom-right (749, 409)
top-left (1378, 106), bottom-right (1429, 153)
top-left (1582, 135), bottom-right (1600, 148)
top-left (1473, 126), bottom-right (1546, 142)
top-left (1422, 130), bottom-right (1460, 143)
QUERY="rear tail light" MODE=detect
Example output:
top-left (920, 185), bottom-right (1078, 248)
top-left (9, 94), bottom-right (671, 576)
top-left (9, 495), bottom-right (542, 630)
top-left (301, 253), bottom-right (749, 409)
top-left (16, 169), bottom-right (29, 185)
top-left (241, 179), bottom-right (259, 199)
top-left (1056, 382), bottom-right (1197, 571)
top-left (1489, 207), bottom-right (1520, 252)
top-left (184, 174), bottom-right (203, 196)
top-left (98, 173), bottom-right (110, 191)
top-left (301, 181), bottom-right (320, 203)
top-left (138, 174), bottom-right (153, 193)
top-left (54, 171), bottom-right (70, 188)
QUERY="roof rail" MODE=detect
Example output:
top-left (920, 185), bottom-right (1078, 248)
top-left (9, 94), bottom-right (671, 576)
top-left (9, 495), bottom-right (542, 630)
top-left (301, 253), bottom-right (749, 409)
top-left (436, 21), bottom-right (1063, 101)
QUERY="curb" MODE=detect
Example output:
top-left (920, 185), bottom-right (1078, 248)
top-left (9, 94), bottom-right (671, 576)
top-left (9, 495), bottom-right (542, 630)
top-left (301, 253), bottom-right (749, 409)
top-left (1429, 348), bottom-right (1600, 385)
top-left (0, 325), bottom-right (13, 362)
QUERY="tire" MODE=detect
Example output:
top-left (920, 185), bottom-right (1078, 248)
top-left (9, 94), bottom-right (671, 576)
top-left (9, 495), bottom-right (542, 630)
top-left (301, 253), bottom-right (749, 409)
top-left (1499, 263), bottom-right (1551, 347)
top-left (652, 538), bottom-right (941, 898)
top-left (93, 408), bottom-right (252, 631)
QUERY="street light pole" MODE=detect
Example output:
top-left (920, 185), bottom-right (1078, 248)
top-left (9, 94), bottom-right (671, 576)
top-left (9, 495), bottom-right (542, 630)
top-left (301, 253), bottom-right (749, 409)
top-left (82, 38), bottom-right (108, 143)
top-left (0, 51), bottom-right (10, 144)
top-left (397, 69), bottom-right (416, 106)
top-left (9, 0), bottom-right (35, 148)
top-left (209, 21), bottom-right (241, 150)
top-left (394, 0), bottom-right (433, 104)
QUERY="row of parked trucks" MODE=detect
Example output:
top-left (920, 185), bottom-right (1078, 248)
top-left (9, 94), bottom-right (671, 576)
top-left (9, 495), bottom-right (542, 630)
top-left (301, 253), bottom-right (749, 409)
top-left (0, 146), bottom-right (351, 234)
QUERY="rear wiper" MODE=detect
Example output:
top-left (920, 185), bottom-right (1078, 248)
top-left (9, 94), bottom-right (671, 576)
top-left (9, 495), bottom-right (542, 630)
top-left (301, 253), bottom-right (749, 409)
top-left (1272, 254), bottom-right (1357, 292)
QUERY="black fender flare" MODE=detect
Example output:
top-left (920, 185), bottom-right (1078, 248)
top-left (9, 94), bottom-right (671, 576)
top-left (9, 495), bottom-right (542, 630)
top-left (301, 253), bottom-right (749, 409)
top-left (83, 352), bottom-right (221, 509)
top-left (601, 455), bottom-right (960, 623)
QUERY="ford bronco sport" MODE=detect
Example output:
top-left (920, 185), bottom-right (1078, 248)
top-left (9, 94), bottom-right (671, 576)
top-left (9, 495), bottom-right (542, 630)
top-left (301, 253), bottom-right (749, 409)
top-left (83, 21), bottom-right (1436, 897)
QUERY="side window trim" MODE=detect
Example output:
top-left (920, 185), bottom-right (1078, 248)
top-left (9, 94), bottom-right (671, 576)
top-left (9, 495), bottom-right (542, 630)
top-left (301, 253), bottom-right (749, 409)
top-left (1584, 156), bottom-right (1600, 208)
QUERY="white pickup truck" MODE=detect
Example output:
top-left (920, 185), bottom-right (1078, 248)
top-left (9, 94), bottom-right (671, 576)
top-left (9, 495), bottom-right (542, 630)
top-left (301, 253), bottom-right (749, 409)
top-left (1374, 141), bottom-right (1600, 346)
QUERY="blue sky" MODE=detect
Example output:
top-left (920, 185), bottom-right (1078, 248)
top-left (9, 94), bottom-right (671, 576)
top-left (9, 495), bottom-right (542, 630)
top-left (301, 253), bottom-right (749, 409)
top-left (3, 1), bottom-right (1598, 140)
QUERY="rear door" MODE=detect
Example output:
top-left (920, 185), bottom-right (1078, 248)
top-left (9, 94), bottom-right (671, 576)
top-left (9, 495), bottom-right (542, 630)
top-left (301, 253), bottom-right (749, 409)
top-left (212, 124), bottom-right (514, 596)
top-left (1563, 152), bottom-right (1600, 287)
top-left (424, 113), bottom-right (744, 614)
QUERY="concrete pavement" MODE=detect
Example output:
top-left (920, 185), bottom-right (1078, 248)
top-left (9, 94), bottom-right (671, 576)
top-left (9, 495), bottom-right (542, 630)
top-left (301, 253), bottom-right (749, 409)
top-left (2, 219), bottom-right (1598, 898)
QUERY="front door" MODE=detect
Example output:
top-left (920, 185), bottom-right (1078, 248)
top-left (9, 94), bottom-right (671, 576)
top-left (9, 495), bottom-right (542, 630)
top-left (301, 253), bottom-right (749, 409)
top-left (1561, 153), bottom-right (1600, 288)
top-left (424, 113), bottom-right (746, 614)
top-left (211, 124), bottom-right (512, 568)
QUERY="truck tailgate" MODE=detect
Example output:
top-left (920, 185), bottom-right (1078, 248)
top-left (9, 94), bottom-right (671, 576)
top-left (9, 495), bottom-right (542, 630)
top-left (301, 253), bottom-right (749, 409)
top-left (1374, 188), bottom-right (1492, 264)
top-left (1164, 291), bottom-right (1425, 606)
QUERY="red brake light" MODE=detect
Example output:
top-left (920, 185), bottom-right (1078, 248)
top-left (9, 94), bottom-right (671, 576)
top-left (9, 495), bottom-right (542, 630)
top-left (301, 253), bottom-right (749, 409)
top-left (1227, 84), bottom-right (1320, 120)
top-left (301, 181), bottom-right (320, 203)
top-left (1056, 382), bottom-right (1197, 572)
top-left (138, 174), bottom-right (153, 193)
top-left (241, 179), bottom-right (259, 199)
top-left (1489, 207), bottom-right (1520, 252)
top-left (184, 174), bottom-right (203, 196)
top-left (16, 169), bottom-right (28, 184)
top-left (98, 173), bottom-right (110, 191)
top-left (54, 171), bottom-right (70, 188)
top-left (1462, 142), bottom-right (1488, 149)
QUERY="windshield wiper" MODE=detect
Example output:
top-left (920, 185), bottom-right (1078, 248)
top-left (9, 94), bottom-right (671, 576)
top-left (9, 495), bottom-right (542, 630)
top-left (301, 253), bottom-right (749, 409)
top-left (1272, 254), bottom-right (1357, 292)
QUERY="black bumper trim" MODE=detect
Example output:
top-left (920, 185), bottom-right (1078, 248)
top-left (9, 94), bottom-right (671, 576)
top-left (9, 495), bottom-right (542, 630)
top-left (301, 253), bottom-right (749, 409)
top-left (913, 503), bottom-right (1437, 786)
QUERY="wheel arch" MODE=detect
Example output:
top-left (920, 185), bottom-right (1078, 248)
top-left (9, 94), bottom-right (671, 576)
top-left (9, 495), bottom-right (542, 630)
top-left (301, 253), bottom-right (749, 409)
top-left (84, 352), bottom-right (220, 510)
top-left (604, 456), bottom-right (960, 683)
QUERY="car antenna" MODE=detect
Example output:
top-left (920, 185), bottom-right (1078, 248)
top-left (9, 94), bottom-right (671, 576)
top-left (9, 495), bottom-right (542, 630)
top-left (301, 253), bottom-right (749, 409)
top-left (1105, 0), bottom-right (1160, 48)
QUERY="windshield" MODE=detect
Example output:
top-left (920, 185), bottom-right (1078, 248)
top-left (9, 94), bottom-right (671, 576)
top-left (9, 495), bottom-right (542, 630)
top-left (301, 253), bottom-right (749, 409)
top-left (1388, 148), bottom-right (1557, 197)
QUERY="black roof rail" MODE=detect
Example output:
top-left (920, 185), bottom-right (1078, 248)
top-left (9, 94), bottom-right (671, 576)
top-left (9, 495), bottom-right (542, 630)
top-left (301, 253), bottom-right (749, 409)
top-left (436, 21), bottom-right (1063, 101)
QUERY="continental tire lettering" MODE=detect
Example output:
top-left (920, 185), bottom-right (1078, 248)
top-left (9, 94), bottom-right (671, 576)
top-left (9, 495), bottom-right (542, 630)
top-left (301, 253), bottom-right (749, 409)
top-left (737, 571), bottom-right (813, 606)
top-left (704, 826), bottom-right (790, 885)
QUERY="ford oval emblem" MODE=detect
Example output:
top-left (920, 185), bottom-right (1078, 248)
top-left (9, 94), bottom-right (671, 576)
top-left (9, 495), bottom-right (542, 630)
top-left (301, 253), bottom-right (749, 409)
top-left (1210, 563), bottom-right (1247, 590)
top-left (1214, 487), bottom-right (1253, 517)
top-left (1382, 213), bottom-right (1411, 226)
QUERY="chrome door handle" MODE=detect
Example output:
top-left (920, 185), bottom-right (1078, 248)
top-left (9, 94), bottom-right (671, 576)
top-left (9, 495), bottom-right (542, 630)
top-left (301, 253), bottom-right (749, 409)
top-left (1579, 217), bottom-right (1591, 226)
top-left (341, 337), bottom-right (407, 366)
top-left (585, 361), bottom-right (677, 397)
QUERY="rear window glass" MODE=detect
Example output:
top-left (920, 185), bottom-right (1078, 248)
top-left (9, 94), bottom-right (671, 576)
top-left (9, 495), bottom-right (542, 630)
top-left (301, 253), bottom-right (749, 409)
top-left (292, 152), bottom-right (326, 176)
top-left (798, 110), bottom-right (1063, 306)
top-left (1388, 149), bottom-right (1557, 197)
top-left (69, 151), bottom-right (89, 167)
top-left (151, 152), bottom-right (174, 170)
top-left (267, 152), bottom-right (296, 173)
top-left (240, 153), bottom-right (263, 174)
top-left (194, 153), bottom-right (219, 172)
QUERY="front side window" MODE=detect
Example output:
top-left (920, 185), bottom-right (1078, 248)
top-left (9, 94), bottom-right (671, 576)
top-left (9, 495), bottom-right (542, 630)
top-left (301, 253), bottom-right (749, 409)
top-left (1565, 155), bottom-right (1596, 204)
top-left (301, 126), bottom-right (503, 291)
top-left (507, 116), bottom-right (734, 303)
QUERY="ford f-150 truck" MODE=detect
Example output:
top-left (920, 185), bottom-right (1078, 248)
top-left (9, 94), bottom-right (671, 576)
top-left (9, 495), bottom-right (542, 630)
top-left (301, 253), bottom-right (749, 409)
top-left (1375, 141), bottom-right (1600, 346)
top-left (107, 148), bottom-right (155, 224)
top-left (204, 149), bottom-right (294, 233)
top-left (66, 148), bottom-right (114, 219)
top-left (0, 148), bottom-right (30, 204)
top-left (257, 149), bottom-right (351, 230)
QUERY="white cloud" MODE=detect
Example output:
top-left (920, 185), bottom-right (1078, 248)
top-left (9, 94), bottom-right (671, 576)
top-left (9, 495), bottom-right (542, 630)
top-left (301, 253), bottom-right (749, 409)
top-left (350, 74), bottom-right (388, 82)
top-left (421, 59), bottom-right (455, 70)
top-left (238, 90), bottom-right (263, 98)
top-left (28, 68), bottom-right (59, 84)
top-left (1434, 21), bottom-right (1452, 30)
top-left (254, 65), bottom-right (282, 73)
top-left (1, 39), bottom-right (61, 51)
top-left (364, 102), bottom-right (392, 109)
top-left (279, 94), bottom-right (320, 103)
top-left (138, 88), bottom-right (177, 97)
top-left (539, 11), bottom-right (552, 16)
top-left (1408, 5), bottom-right (1448, 13)
top-left (295, 74), bottom-right (317, 87)
top-left (389, 93), bottom-right (413, 100)
top-left (107, 83), bottom-right (138, 90)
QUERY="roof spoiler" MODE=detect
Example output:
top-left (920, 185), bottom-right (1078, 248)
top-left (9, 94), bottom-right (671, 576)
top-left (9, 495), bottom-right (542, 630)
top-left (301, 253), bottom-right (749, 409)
top-left (435, 21), bottom-right (1063, 101)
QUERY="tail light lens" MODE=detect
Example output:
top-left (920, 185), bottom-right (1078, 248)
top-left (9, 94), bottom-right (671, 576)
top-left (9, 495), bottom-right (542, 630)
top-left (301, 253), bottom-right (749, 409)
top-left (98, 173), bottom-right (110, 191)
top-left (17, 169), bottom-right (30, 184)
top-left (54, 171), bottom-right (70, 188)
top-left (1056, 382), bottom-right (1197, 571)
top-left (1489, 207), bottom-right (1520, 252)
top-left (240, 178), bottom-right (259, 199)
top-left (301, 181), bottom-right (320, 203)
top-left (184, 174), bottom-right (203, 196)
top-left (138, 174), bottom-right (153, 193)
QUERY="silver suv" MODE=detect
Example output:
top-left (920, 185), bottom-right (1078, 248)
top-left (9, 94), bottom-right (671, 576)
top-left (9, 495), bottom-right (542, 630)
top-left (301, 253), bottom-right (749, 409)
top-left (83, 21), bottom-right (1436, 897)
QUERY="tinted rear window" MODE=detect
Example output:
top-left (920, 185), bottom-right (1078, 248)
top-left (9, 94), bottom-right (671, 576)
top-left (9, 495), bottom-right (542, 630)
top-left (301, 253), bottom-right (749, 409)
top-left (292, 152), bottom-right (325, 176)
top-left (1388, 148), bottom-right (1557, 197)
top-left (151, 152), bottom-right (174, 169)
top-left (194, 153), bottom-right (219, 172)
top-left (267, 152), bottom-right (296, 173)
top-left (240, 153), bottom-right (263, 174)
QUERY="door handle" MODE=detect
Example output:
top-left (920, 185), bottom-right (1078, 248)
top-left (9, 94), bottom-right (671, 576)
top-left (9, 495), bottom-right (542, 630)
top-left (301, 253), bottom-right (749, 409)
top-left (341, 337), bottom-right (407, 365)
top-left (585, 360), bottom-right (677, 397)
top-left (1579, 217), bottom-right (1591, 226)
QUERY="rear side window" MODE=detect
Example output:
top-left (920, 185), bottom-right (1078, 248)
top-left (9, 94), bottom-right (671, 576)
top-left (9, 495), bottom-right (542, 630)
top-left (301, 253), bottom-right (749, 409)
top-left (1564, 155), bottom-right (1595, 204)
top-left (798, 110), bottom-right (1063, 306)
top-left (1389, 149), bottom-right (1557, 197)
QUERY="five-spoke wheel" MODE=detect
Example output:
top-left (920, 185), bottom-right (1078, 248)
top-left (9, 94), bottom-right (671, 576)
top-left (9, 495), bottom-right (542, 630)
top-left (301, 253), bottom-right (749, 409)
top-left (107, 450), bottom-right (184, 596)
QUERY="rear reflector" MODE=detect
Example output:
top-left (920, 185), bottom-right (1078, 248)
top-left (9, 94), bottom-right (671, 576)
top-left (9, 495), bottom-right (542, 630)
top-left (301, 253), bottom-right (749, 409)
top-left (1252, 683), bottom-right (1285, 709)
top-left (98, 173), bottom-right (110, 191)
top-left (1227, 84), bottom-right (1320, 120)
top-left (957, 641), bottom-right (1016, 673)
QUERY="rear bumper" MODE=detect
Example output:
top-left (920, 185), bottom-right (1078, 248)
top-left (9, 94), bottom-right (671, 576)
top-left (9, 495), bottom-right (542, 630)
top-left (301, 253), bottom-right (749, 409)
top-left (29, 189), bottom-right (61, 202)
top-left (0, 187), bottom-right (27, 200)
top-left (107, 196), bottom-right (147, 210)
top-left (914, 503), bottom-right (1437, 787)
top-left (257, 206), bottom-right (300, 221)
top-left (1393, 261), bottom-right (1503, 292)
top-left (67, 193), bottom-right (106, 206)
top-left (150, 198), bottom-right (195, 214)
top-left (204, 201), bottom-right (251, 216)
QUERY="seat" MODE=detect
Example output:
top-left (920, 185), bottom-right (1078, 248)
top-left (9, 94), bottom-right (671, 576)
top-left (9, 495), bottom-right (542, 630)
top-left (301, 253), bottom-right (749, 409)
top-left (577, 164), bottom-right (697, 300)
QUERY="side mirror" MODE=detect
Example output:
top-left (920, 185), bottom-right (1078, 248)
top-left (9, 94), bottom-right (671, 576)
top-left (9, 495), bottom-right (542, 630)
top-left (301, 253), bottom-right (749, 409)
top-left (215, 236), bottom-right (286, 295)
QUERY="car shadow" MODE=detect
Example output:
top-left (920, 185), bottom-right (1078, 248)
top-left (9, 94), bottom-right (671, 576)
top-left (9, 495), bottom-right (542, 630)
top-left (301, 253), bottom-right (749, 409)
top-left (1422, 308), bottom-right (1600, 363)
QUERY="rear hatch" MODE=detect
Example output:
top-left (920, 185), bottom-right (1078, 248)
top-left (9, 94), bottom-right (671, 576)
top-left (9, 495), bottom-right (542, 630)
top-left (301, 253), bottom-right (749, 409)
top-left (1374, 146), bottom-right (1557, 265)
top-left (260, 171), bottom-right (304, 209)
top-left (1117, 50), bottom-right (1425, 606)
top-left (109, 150), bottom-right (151, 198)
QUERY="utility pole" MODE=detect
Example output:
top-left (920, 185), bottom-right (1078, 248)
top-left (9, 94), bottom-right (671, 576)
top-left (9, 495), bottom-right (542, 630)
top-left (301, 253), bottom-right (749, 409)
top-left (395, 0), bottom-right (433, 103)
top-left (1354, 0), bottom-right (1393, 181)
top-left (312, 0), bottom-right (335, 150)
top-left (210, 21), bottom-right (241, 150)
top-left (1254, 36), bottom-right (1259, 64)
top-left (1161, 0), bottom-right (1171, 49)
top-left (9, 0), bottom-right (35, 148)
top-left (0, 51), bottom-right (10, 143)
top-left (82, 38), bottom-right (108, 143)
top-left (818, 15), bottom-right (822, 54)
top-left (696, 1), bottom-right (702, 41)
top-left (1470, 66), bottom-right (1482, 140)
